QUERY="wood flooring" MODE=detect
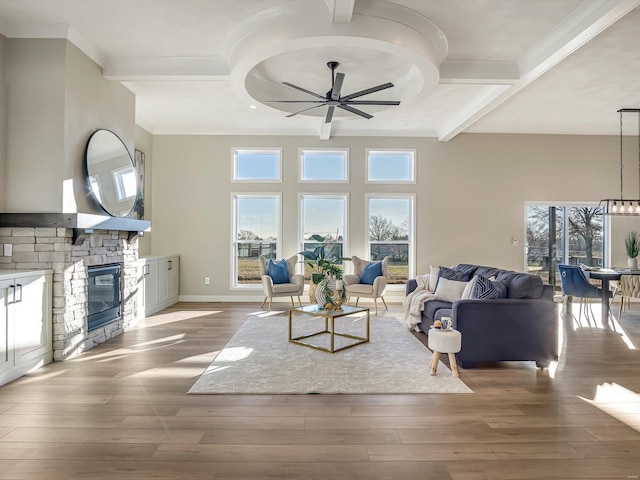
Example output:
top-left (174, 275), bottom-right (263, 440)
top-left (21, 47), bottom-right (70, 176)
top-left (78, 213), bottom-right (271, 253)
top-left (0, 301), bottom-right (639, 479)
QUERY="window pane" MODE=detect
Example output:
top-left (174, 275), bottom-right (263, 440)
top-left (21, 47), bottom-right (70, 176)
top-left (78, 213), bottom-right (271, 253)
top-left (368, 150), bottom-right (414, 182)
top-left (301, 195), bottom-right (346, 281)
top-left (235, 196), bottom-right (279, 285)
top-left (368, 196), bottom-right (412, 284)
top-left (568, 207), bottom-right (603, 268)
top-left (234, 150), bottom-right (280, 181)
top-left (526, 206), bottom-right (563, 285)
top-left (301, 150), bottom-right (347, 181)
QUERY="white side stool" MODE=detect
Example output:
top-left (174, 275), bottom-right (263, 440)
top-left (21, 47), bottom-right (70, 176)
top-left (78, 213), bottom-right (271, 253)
top-left (428, 329), bottom-right (462, 378)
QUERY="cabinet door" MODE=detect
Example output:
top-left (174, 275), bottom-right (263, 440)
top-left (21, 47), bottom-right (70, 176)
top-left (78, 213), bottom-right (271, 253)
top-left (158, 258), bottom-right (171, 304)
top-left (0, 279), bottom-right (12, 368)
top-left (167, 257), bottom-right (179, 301)
top-left (144, 259), bottom-right (159, 314)
top-left (13, 274), bottom-right (50, 363)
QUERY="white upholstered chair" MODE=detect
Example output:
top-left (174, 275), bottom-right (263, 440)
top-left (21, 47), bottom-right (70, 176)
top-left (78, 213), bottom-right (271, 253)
top-left (343, 256), bottom-right (389, 314)
top-left (259, 255), bottom-right (304, 311)
top-left (619, 274), bottom-right (640, 318)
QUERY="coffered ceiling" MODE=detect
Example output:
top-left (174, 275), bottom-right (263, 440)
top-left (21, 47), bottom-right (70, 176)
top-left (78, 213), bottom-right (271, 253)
top-left (0, 0), bottom-right (639, 140)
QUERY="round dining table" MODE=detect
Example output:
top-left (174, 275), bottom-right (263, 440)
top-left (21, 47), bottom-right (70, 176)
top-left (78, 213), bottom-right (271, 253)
top-left (587, 268), bottom-right (640, 320)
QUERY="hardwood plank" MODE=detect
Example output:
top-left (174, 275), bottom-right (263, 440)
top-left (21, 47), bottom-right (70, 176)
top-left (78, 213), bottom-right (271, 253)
top-left (0, 302), bottom-right (636, 479)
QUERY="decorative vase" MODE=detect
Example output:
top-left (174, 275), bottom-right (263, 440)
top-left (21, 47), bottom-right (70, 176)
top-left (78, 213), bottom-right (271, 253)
top-left (314, 279), bottom-right (332, 308)
top-left (629, 257), bottom-right (638, 270)
top-left (308, 282), bottom-right (318, 304)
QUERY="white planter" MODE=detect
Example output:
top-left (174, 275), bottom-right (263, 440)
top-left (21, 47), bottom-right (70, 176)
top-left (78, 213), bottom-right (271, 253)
top-left (629, 257), bottom-right (638, 270)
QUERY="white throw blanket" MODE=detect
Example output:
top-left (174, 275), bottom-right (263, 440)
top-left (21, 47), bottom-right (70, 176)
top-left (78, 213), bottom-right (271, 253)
top-left (402, 274), bottom-right (436, 331)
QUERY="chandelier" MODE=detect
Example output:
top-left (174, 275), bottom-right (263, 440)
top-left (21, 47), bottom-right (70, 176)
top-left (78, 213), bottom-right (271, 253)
top-left (600, 108), bottom-right (640, 215)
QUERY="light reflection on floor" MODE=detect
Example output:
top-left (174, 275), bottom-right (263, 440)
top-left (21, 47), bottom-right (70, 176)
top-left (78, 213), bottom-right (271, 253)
top-left (580, 382), bottom-right (640, 432)
top-left (564, 301), bottom-right (637, 350)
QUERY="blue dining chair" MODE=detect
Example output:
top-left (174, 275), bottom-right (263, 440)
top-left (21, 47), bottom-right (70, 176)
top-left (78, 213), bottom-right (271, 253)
top-left (557, 264), bottom-right (612, 321)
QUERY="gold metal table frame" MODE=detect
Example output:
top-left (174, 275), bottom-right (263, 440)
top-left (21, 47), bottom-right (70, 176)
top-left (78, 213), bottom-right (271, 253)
top-left (288, 304), bottom-right (370, 353)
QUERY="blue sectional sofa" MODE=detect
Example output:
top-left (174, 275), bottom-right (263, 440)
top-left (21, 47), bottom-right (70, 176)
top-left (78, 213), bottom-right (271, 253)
top-left (406, 264), bottom-right (559, 368)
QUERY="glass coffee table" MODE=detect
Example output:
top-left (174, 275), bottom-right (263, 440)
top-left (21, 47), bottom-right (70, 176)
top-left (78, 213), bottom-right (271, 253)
top-left (288, 304), bottom-right (370, 353)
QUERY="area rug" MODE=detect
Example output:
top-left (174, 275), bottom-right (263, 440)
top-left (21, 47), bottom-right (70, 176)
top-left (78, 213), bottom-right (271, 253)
top-left (188, 313), bottom-right (472, 394)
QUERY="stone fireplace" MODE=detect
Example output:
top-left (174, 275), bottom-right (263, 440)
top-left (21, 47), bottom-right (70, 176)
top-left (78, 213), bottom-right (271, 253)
top-left (0, 224), bottom-right (143, 361)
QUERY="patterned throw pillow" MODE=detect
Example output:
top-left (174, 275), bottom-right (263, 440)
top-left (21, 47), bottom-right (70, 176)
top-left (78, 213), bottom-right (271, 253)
top-left (471, 275), bottom-right (506, 299)
top-left (268, 259), bottom-right (290, 284)
top-left (435, 265), bottom-right (473, 290)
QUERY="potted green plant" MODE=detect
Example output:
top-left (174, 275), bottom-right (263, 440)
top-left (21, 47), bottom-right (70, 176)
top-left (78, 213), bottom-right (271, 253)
top-left (625, 231), bottom-right (640, 270)
top-left (298, 232), bottom-right (349, 304)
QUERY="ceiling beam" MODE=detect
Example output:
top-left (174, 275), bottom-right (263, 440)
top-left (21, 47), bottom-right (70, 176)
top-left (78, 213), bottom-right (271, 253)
top-left (320, 120), bottom-right (333, 140)
top-left (103, 56), bottom-right (229, 81)
top-left (440, 61), bottom-right (519, 85)
top-left (438, 0), bottom-right (640, 141)
top-left (324, 0), bottom-right (355, 23)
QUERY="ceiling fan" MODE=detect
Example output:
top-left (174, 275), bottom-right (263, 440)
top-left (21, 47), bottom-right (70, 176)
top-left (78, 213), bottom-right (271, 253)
top-left (266, 61), bottom-right (400, 123)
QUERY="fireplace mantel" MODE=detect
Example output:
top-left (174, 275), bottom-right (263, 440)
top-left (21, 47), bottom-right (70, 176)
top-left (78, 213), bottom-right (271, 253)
top-left (0, 213), bottom-right (150, 244)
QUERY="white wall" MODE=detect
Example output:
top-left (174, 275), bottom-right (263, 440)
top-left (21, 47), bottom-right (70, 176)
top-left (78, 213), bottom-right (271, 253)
top-left (2, 38), bottom-right (135, 214)
top-left (149, 133), bottom-right (640, 301)
top-left (135, 125), bottom-right (153, 255)
top-left (0, 33), bottom-right (6, 209)
top-left (5, 39), bottom-right (66, 212)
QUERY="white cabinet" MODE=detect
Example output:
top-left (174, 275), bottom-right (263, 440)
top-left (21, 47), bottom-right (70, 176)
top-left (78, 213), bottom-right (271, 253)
top-left (0, 270), bottom-right (52, 386)
top-left (140, 256), bottom-right (179, 316)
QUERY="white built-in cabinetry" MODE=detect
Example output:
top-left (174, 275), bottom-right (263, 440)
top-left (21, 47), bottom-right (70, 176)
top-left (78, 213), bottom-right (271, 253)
top-left (0, 270), bottom-right (52, 386)
top-left (139, 255), bottom-right (180, 316)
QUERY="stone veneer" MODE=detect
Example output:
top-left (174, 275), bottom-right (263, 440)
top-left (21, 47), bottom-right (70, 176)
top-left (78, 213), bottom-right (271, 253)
top-left (0, 227), bottom-right (141, 361)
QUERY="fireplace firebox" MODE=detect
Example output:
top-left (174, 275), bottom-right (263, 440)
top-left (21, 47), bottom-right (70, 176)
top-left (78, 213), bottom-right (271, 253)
top-left (87, 264), bottom-right (121, 331)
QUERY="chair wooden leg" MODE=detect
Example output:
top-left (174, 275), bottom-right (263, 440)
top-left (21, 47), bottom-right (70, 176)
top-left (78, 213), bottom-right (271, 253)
top-left (290, 296), bottom-right (295, 307)
top-left (261, 297), bottom-right (268, 309)
top-left (380, 296), bottom-right (388, 310)
top-left (374, 298), bottom-right (378, 315)
top-left (297, 296), bottom-right (302, 307)
top-left (355, 298), bottom-right (360, 307)
top-left (268, 297), bottom-right (273, 311)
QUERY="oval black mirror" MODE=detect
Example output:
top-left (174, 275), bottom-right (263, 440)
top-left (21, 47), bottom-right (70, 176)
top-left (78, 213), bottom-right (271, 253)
top-left (85, 129), bottom-right (138, 217)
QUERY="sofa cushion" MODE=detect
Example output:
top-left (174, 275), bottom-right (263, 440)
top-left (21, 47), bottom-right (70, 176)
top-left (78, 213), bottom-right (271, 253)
top-left (475, 266), bottom-right (505, 279)
top-left (436, 265), bottom-right (473, 290)
top-left (496, 271), bottom-right (544, 299)
top-left (470, 275), bottom-right (507, 299)
top-left (423, 300), bottom-right (453, 323)
top-left (434, 277), bottom-right (469, 302)
top-left (455, 264), bottom-right (480, 278)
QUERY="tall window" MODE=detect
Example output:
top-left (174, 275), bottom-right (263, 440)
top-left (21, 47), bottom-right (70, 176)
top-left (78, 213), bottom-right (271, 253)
top-left (232, 148), bottom-right (281, 182)
top-left (299, 148), bottom-right (348, 182)
top-left (232, 194), bottom-right (280, 287)
top-left (367, 195), bottom-right (414, 284)
top-left (300, 194), bottom-right (348, 279)
top-left (366, 149), bottom-right (415, 183)
top-left (526, 204), bottom-right (604, 288)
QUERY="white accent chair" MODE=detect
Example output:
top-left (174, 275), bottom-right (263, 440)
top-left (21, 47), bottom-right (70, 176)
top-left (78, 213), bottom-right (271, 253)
top-left (619, 274), bottom-right (640, 318)
top-left (259, 255), bottom-right (304, 311)
top-left (343, 256), bottom-right (389, 314)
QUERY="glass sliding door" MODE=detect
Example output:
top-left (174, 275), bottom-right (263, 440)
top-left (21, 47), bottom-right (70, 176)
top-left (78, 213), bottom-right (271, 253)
top-left (526, 204), bottom-right (604, 288)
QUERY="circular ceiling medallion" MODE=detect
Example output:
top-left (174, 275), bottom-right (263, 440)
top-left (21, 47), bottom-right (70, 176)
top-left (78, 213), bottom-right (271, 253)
top-left (223, 0), bottom-right (448, 120)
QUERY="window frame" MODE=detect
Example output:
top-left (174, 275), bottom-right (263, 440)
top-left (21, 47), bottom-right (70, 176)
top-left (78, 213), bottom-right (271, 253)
top-left (232, 147), bottom-right (282, 183)
top-left (366, 193), bottom-right (416, 287)
top-left (299, 148), bottom-right (349, 183)
top-left (299, 193), bottom-right (349, 275)
top-left (365, 148), bottom-right (416, 184)
top-left (231, 192), bottom-right (282, 289)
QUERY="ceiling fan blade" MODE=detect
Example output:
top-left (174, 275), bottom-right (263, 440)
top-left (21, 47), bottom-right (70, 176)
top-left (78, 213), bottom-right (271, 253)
top-left (331, 73), bottom-right (345, 101)
top-left (341, 82), bottom-right (394, 101)
top-left (282, 82), bottom-right (326, 99)
top-left (325, 106), bottom-right (335, 123)
top-left (344, 100), bottom-right (400, 106)
top-left (338, 104), bottom-right (373, 119)
top-left (265, 100), bottom-right (326, 103)
top-left (286, 104), bottom-right (325, 118)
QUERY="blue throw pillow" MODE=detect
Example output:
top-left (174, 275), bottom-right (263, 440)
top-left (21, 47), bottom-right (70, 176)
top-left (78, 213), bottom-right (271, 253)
top-left (360, 261), bottom-right (382, 285)
top-left (268, 259), bottom-right (290, 284)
